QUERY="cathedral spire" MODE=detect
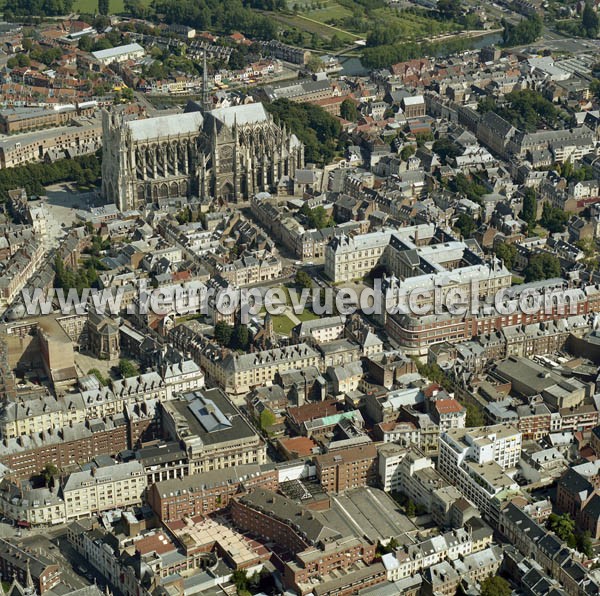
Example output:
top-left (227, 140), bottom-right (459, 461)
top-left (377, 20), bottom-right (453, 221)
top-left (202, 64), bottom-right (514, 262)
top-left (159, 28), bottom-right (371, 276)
top-left (24, 560), bottom-right (35, 596)
top-left (202, 49), bottom-right (210, 113)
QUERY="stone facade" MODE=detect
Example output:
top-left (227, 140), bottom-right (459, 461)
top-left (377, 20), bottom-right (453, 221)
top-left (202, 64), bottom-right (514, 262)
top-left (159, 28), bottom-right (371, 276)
top-left (101, 102), bottom-right (304, 210)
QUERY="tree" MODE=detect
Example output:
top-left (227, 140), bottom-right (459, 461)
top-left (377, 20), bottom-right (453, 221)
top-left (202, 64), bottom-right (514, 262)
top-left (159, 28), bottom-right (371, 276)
top-left (300, 203), bottom-right (333, 230)
top-left (524, 253), bottom-right (561, 282)
top-left (231, 569), bottom-right (248, 594)
top-left (576, 531), bottom-right (594, 559)
top-left (265, 99), bottom-right (342, 164)
top-left (3, 0), bottom-right (75, 17)
top-left (405, 499), bottom-right (416, 517)
top-left (432, 137), bottom-right (460, 161)
top-left (466, 403), bottom-right (485, 427)
top-left (87, 368), bottom-right (109, 386)
top-left (124, 0), bottom-right (151, 18)
top-left (42, 463), bottom-right (59, 486)
top-left (306, 56), bottom-right (324, 72)
top-left (495, 242), bottom-right (517, 270)
top-left (214, 320), bottom-right (233, 346)
top-left (480, 575), bottom-right (511, 596)
top-left (121, 87), bottom-right (134, 102)
top-left (231, 324), bottom-right (250, 350)
top-left (521, 188), bottom-right (537, 228)
top-left (502, 14), bottom-right (542, 46)
top-left (340, 98), bottom-right (358, 122)
top-left (400, 145), bottom-right (415, 161)
top-left (540, 202), bottom-right (569, 234)
top-left (576, 238), bottom-right (598, 272)
top-left (437, 0), bottom-right (462, 21)
top-left (548, 513), bottom-right (576, 541)
top-left (259, 409), bottom-right (276, 434)
top-left (449, 173), bottom-right (486, 204)
top-left (454, 213), bottom-right (476, 238)
top-left (78, 35), bottom-right (94, 52)
top-left (119, 358), bottom-right (138, 378)
top-left (295, 269), bottom-right (313, 289)
top-left (98, 0), bottom-right (109, 15)
top-left (582, 2), bottom-right (599, 38)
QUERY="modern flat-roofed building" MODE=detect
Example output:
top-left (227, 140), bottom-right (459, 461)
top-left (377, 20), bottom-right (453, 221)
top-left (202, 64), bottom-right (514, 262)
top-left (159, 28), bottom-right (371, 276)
top-left (160, 388), bottom-right (267, 474)
top-left (91, 43), bottom-right (145, 65)
top-left (438, 424), bottom-right (521, 522)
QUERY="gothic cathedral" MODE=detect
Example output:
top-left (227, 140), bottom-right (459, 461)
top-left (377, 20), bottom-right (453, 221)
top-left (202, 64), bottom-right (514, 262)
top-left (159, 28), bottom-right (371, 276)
top-left (101, 102), bottom-right (304, 211)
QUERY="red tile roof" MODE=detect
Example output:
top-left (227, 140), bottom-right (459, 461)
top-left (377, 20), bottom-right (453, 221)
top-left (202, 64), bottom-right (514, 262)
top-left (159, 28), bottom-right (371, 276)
top-left (435, 399), bottom-right (464, 415)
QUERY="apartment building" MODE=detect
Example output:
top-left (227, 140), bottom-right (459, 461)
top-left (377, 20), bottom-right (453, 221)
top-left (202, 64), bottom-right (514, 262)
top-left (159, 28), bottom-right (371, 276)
top-left (431, 398), bottom-right (466, 433)
top-left (499, 502), bottom-right (599, 595)
top-left (261, 75), bottom-right (339, 104)
top-left (324, 228), bottom-right (510, 309)
top-left (388, 282), bottom-right (599, 355)
top-left (378, 443), bottom-right (406, 493)
top-left (63, 461), bottom-right (146, 520)
top-left (314, 444), bottom-right (378, 493)
top-left (262, 40), bottom-right (311, 65)
top-left (160, 388), bottom-right (267, 475)
top-left (0, 104), bottom-right (95, 134)
top-left (200, 343), bottom-right (320, 395)
top-left (0, 118), bottom-right (102, 168)
top-left (0, 239), bottom-right (44, 308)
top-left (147, 464), bottom-right (278, 522)
top-left (438, 424), bottom-right (522, 522)
top-left (250, 194), bottom-right (361, 261)
top-left (0, 360), bottom-right (202, 439)
top-left (218, 251), bottom-right (282, 286)
top-left (0, 479), bottom-right (67, 526)
top-left (378, 445), bottom-right (447, 511)
top-left (91, 43), bottom-right (145, 65)
top-left (0, 415), bottom-right (129, 478)
top-left (230, 488), bottom-right (378, 595)
top-left (556, 461), bottom-right (600, 539)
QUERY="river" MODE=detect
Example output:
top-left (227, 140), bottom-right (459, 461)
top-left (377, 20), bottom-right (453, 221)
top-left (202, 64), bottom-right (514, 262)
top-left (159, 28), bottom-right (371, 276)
top-left (339, 31), bottom-right (504, 76)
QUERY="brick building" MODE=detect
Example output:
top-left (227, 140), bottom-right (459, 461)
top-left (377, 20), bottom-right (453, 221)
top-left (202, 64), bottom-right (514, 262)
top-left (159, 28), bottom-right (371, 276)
top-left (230, 488), bottom-right (378, 595)
top-left (0, 539), bottom-right (60, 594)
top-left (147, 464), bottom-right (278, 522)
top-left (0, 416), bottom-right (128, 478)
top-left (314, 444), bottom-right (378, 493)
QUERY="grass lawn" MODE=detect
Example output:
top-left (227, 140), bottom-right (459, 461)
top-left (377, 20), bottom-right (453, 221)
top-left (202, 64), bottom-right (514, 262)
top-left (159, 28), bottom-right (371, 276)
top-left (295, 309), bottom-right (319, 322)
top-left (304, 0), bottom-right (354, 22)
top-left (73, 0), bottom-right (150, 13)
top-left (271, 314), bottom-right (297, 335)
top-left (284, 0), bottom-right (458, 41)
top-left (269, 308), bottom-right (317, 336)
top-left (370, 7), bottom-right (458, 38)
top-left (270, 11), bottom-right (358, 42)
